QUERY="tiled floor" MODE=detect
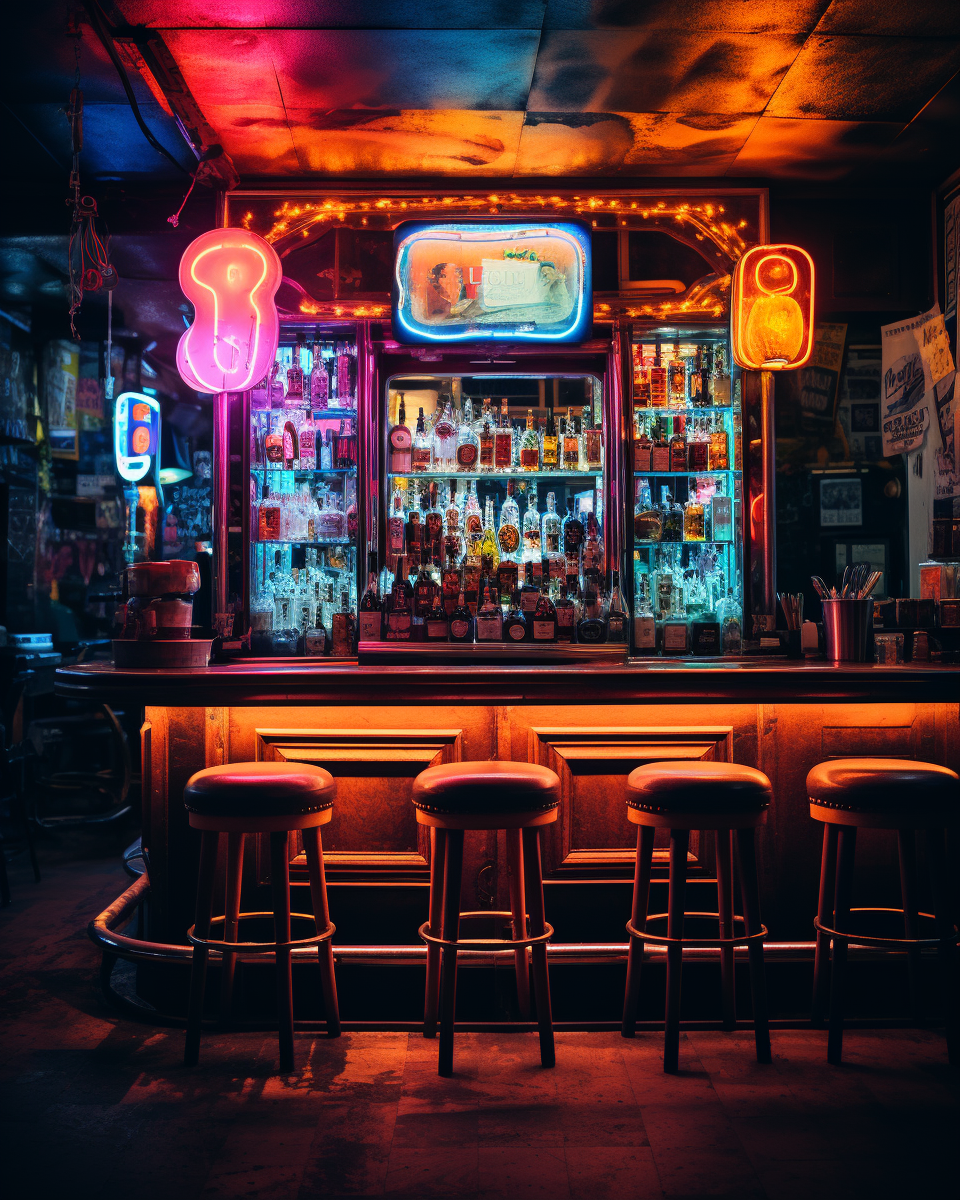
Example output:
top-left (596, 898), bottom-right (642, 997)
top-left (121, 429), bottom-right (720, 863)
top-left (2, 837), bottom-right (958, 1199)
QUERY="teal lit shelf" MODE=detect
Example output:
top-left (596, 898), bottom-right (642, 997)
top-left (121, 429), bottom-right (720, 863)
top-left (633, 405), bottom-right (735, 415)
top-left (251, 466), bottom-right (356, 474)
top-left (251, 406), bottom-right (357, 418)
top-left (634, 469), bottom-right (742, 477)
top-left (387, 470), bottom-right (603, 482)
top-left (634, 540), bottom-right (736, 548)
top-left (255, 538), bottom-right (354, 546)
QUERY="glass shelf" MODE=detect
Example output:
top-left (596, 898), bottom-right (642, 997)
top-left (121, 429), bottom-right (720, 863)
top-left (634, 540), bottom-right (736, 548)
top-left (251, 406), bottom-right (357, 419)
top-left (387, 470), bottom-right (603, 482)
top-left (251, 466), bottom-right (355, 475)
top-left (634, 469), bottom-right (742, 478)
top-left (256, 537), bottom-right (353, 547)
top-left (632, 405), bottom-right (734, 416)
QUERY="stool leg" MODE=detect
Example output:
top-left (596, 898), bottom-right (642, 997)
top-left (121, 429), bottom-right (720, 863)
top-left (218, 832), bottom-right (244, 1025)
top-left (303, 825), bottom-right (341, 1038)
top-left (424, 826), bottom-right (447, 1037)
top-left (522, 826), bottom-right (555, 1069)
top-left (622, 824), bottom-right (655, 1037)
top-left (897, 828), bottom-right (922, 1022)
top-left (926, 827), bottom-right (959, 1066)
top-left (438, 829), bottom-right (464, 1077)
top-left (716, 829), bottom-right (736, 1032)
top-left (736, 827), bottom-right (772, 1065)
top-left (184, 830), bottom-right (219, 1067)
top-left (812, 823), bottom-right (839, 1026)
top-left (269, 831), bottom-right (295, 1073)
top-left (827, 826), bottom-right (857, 1066)
top-left (506, 828), bottom-right (531, 1019)
top-left (664, 829), bottom-right (689, 1075)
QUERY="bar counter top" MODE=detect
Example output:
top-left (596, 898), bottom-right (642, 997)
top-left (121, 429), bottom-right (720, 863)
top-left (54, 657), bottom-right (960, 706)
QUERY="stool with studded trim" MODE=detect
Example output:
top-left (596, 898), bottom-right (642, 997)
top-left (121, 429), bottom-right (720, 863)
top-left (412, 761), bottom-right (561, 1077)
top-left (621, 760), bottom-right (773, 1073)
top-left (182, 761), bottom-right (340, 1072)
top-left (807, 757), bottom-right (959, 1065)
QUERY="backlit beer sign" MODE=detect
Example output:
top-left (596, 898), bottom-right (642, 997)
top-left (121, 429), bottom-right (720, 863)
top-left (176, 228), bottom-right (282, 393)
top-left (114, 391), bottom-right (160, 483)
top-left (731, 244), bottom-right (815, 371)
top-left (393, 221), bottom-right (592, 344)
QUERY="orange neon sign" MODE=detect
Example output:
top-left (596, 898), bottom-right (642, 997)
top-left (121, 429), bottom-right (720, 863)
top-left (731, 244), bottom-right (815, 371)
top-left (176, 228), bottom-right (282, 394)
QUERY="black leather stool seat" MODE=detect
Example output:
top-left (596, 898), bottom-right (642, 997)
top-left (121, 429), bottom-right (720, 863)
top-left (184, 762), bottom-right (336, 819)
top-left (806, 757), bottom-right (959, 815)
top-left (627, 761), bottom-right (772, 815)
top-left (412, 761), bottom-right (560, 815)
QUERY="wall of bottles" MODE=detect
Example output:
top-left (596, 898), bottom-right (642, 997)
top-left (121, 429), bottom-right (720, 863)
top-left (248, 330), bottom-right (359, 656)
top-left (631, 333), bottom-right (744, 656)
top-left (362, 375), bottom-right (629, 647)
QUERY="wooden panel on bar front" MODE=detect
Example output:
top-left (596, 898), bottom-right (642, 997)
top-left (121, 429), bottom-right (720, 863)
top-left (529, 726), bottom-right (734, 877)
top-left (254, 727), bottom-right (463, 877)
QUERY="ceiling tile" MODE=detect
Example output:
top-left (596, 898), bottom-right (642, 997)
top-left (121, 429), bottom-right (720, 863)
top-left (121, 1), bottom-right (547, 28)
top-left (767, 34), bottom-right (960, 121)
top-left (163, 29), bottom-right (540, 112)
top-left (194, 103), bottom-right (299, 173)
top-left (813, 0), bottom-right (960, 37)
top-left (544, 0), bottom-right (830, 34)
top-left (515, 111), bottom-right (757, 174)
top-left (528, 29), bottom-right (804, 113)
top-left (726, 115), bottom-right (905, 177)
top-left (285, 109), bottom-right (522, 175)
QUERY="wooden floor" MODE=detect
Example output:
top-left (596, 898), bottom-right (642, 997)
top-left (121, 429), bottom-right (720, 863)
top-left (1, 832), bottom-right (958, 1200)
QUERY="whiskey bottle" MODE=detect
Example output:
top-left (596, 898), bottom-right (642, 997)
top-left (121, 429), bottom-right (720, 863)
top-left (386, 559), bottom-right (412, 641)
top-left (561, 497), bottom-right (584, 560)
top-left (414, 559), bottom-right (440, 623)
top-left (480, 498), bottom-right (500, 576)
top-left (502, 590), bottom-right (528, 642)
top-left (563, 409), bottom-right (581, 470)
top-left (520, 561), bottom-right (541, 620)
top-left (412, 408), bottom-right (432, 472)
top-left (498, 478), bottom-right (521, 559)
top-left (264, 415), bottom-right (284, 469)
top-left (700, 345), bottom-right (713, 408)
top-left (405, 483), bottom-right (423, 567)
top-left (522, 490), bottom-right (542, 565)
top-left (554, 583), bottom-right (577, 642)
top-left (475, 581), bottom-right (503, 641)
top-left (634, 415), bottom-right (653, 472)
top-left (542, 407), bottom-right (559, 469)
top-left (358, 564), bottom-right (383, 642)
top-left (441, 548), bottom-right (462, 616)
top-left (389, 392), bottom-right (412, 473)
top-left (331, 590), bottom-right (355, 656)
top-left (669, 418), bottom-right (688, 472)
top-left (494, 398), bottom-right (513, 470)
top-left (475, 420), bottom-right (493, 472)
top-left (689, 345), bottom-right (704, 408)
top-left (605, 569), bottom-right (629, 643)
top-left (424, 480), bottom-right (444, 564)
top-left (650, 341), bottom-right (668, 409)
top-left (683, 495), bottom-right (706, 542)
top-left (688, 420), bottom-right (709, 472)
top-left (387, 482), bottom-right (406, 564)
top-left (708, 418), bottom-right (729, 470)
top-left (661, 490), bottom-right (683, 542)
top-left (258, 483), bottom-right (281, 542)
top-left (532, 584), bottom-right (558, 643)
top-left (712, 344), bottom-right (731, 406)
top-left (651, 421), bottom-right (671, 472)
top-left (634, 343), bottom-right (653, 406)
top-left (582, 406), bottom-right (602, 471)
top-left (449, 590), bottom-right (474, 642)
top-left (668, 342), bottom-right (686, 407)
top-left (425, 591), bottom-right (449, 641)
top-left (577, 575), bottom-right (606, 643)
top-left (520, 409), bottom-right (540, 471)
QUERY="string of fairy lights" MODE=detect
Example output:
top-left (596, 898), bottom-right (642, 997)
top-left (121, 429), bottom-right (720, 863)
top-left (239, 193), bottom-right (753, 321)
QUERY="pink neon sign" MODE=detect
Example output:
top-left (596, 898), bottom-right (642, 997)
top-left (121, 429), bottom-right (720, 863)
top-left (176, 228), bottom-right (282, 394)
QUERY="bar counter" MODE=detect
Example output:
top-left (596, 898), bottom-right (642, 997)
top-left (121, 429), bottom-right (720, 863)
top-left (60, 657), bottom-right (960, 1018)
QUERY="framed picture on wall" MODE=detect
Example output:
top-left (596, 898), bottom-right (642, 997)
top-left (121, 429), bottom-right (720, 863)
top-left (820, 477), bottom-right (862, 526)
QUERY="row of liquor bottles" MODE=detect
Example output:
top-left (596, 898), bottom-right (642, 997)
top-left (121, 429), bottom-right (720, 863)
top-left (634, 412), bottom-right (738, 474)
top-left (632, 340), bottom-right (732, 409)
top-left (634, 543), bottom-right (743, 655)
top-left (251, 336), bottom-right (357, 410)
top-left (250, 546), bottom-right (357, 657)
top-left (366, 558), bottom-right (628, 646)
top-left (252, 411), bottom-right (358, 472)
top-left (386, 477), bottom-right (602, 584)
top-left (253, 480), bottom-right (356, 543)
top-left (388, 393), bottom-right (602, 475)
top-left (634, 481), bottom-right (736, 544)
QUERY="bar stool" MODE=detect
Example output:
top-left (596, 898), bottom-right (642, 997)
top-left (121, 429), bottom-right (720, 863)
top-left (183, 761), bottom-right (341, 1072)
top-left (413, 761), bottom-right (561, 1077)
top-left (808, 757), bottom-right (959, 1065)
top-left (621, 760), bottom-right (773, 1073)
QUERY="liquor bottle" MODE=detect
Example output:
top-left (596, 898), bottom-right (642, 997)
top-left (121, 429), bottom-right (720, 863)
top-left (554, 583), bottom-right (577, 642)
top-left (444, 481), bottom-right (463, 562)
top-left (683, 495), bottom-right (706, 542)
top-left (412, 408), bottom-right (432, 472)
top-left (449, 589), bottom-right (473, 642)
top-left (387, 482), bottom-right (406, 563)
top-left (634, 415), bottom-right (653, 472)
top-left (581, 509), bottom-right (604, 582)
top-left (336, 340), bottom-right (356, 407)
top-left (520, 408), bottom-right (540, 471)
top-left (718, 589), bottom-right (742, 654)
top-left (605, 569), bottom-right (629, 643)
top-left (441, 547), bottom-right (462, 615)
top-left (480, 498), bottom-right (500, 576)
top-left (712, 344), bottom-right (731, 406)
top-left (405, 482), bottom-right (423, 567)
top-left (358, 563), bottom-right (383, 642)
top-left (475, 580), bottom-right (503, 641)
top-left (541, 492), bottom-right (564, 587)
top-left (542, 408), bottom-right (559, 469)
top-left (414, 558), bottom-right (440, 624)
top-left (389, 392), bottom-right (412, 473)
top-left (662, 617), bottom-right (690, 655)
top-left (282, 419), bottom-right (298, 470)
top-left (651, 420), bottom-right (671, 472)
top-left (668, 341), bottom-right (686, 407)
top-left (433, 397), bottom-right (457, 470)
top-left (633, 587), bottom-right (657, 653)
top-left (561, 497), bottom-right (584, 560)
top-left (650, 340), bottom-right (668, 409)
top-left (502, 590), bottom-right (527, 642)
top-left (699, 345), bottom-right (713, 408)
top-left (563, 408), bottom-right (581, 470)
top-left (331, 589), bottom-right (355, 656)
top-left (688, 420), bottom-right (709, 471)
top-left (386, 559), bottom-right (413, 641)
top-left (582, 406), bottom-right (602, 471)
top-left (532, 584), bottom-right (558, 643)
top-left (336, 416), bottom-right (358, 469)
top-left (519, 561), bottom-right (540, 620)
top-left (258, 482), bottom-right (281, 541)
top-left (634, 343), bottom-right (653, 406)
top-left (298, 411), bottom-right (317, 469)
top-left (303, 608), bottom-right (328, 656)
top-left (708, 418), bottom-right (729, 470)
top-left (286, 334), bottom-right (306, 404)
top-left (669, 417), bottom-right (687, 472)
top-left (494, 398), bottom-right (513, 470)
top-left (310, 339), bottom-right (328, 410)
top-left (424, 480), bottom-right (444, 564)
top-left (689, 345), bottom-right (704, 408)
top-left (522, 490), bottom-right (542, 564)
top-left (660, 490), bottom-right (683, 542)
top-left (498, 478), bottom-right (521, 557)
top-left (463, 482), bottom-right (483, 561)
top-left (634, 482), bottom-right (662, 542)
top-left (268, 358), bottom-right (284, 409)
top-left (577, 574), bottom-right (606, 643)
top-left (711, 493), bottom-right (733, 542)
top-left (425, 591), bottom-right (449, 641)
top-left (475, 420), bottom-right (493, 472)
top-left (264, 415), bottom-right (284, 469)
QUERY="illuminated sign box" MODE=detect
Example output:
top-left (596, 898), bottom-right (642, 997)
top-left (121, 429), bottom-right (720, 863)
top-left (392, 220), bottom-right (592, 344)
top-left (731, 244), bottom-right (815, 372)
top-left (114, 391), bottom-right (160, 483)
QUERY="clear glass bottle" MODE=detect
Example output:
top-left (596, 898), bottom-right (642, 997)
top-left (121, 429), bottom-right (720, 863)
top-left (718, 589), bottom-right (742, 655)
top-left (480, 498), bottom-right (500, 577)
top-left (563, 408), bottom-right (581, 470)
top-left (577, 574), bottom-right (606, 643)
top-left (310, 339), bottom-right (328, 410)
top-left (582, 406), bottom-right (602, 471)
top-left (633, 481), bottom-right (662, 543)
top-left (711, 492), bottom-right (733, 542)
top-left (472, 420), bottom-right (490, 472)
top-left (669, 417), bottom-right (687, 472)
top-left (668, 341), bottom-right (686, 407)
top-left (520, 408), bottom-right (540, 471)
top-left (522, 490), bottom-right (542, 564)
top-left (433, 397), bottom-right (457, 470)
top-left (605, 569), bottom-right (629, 643)
top-left (286, 334), bottom-right (306, 404)
top-left (412, 407), bottom-right (432, 473)
top-left (661, 489), bottom-right (683, 542)
top-left (712, 343), bottom-right (731, 406)
top-left (494, 398), bottom-right (513, 470)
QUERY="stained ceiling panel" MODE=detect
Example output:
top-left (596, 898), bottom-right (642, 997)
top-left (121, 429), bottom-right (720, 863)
top-left (542, 1), bottom-right (830, 34)
top-left (528, 29), bottom-right (804, 114)
top-left (727, 114), bottom-right (905, 178)
top-left (767, 34), bottom-right (960, 122)
top-left (812, 0), bottom-right (960, 37)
